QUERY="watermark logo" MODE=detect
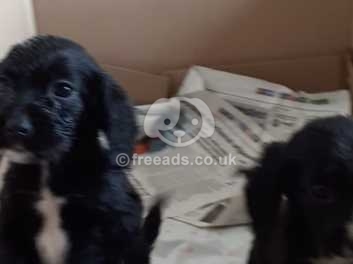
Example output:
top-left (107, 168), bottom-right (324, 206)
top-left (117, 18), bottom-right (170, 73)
top-left (116, 153), bottom-right (237, 167)
top-left (144, 97), bottom-right (215, 147)
top-left (116, 153), bottom-right (130, 167)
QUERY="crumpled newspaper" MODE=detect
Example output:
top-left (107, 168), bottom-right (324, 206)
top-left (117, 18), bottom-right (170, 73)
top-left (152, 219), bottom-right (252, 264)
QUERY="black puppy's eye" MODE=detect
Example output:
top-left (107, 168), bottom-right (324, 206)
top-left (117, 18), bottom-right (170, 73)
top-left (311, 185), bottom-right (333, 202)
top-left (53, 81), bottom-right (74, 98)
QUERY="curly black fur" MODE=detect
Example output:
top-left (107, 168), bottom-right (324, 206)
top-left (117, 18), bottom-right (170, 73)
top-left (0, 35), bottom-right (161, 264)
top-left (245, 116), bottom-right (353, 264)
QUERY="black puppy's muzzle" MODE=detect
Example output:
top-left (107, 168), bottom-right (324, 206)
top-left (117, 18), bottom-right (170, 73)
top-left (311, 185), bottom-right (333, 203)
top-left (4, 112), bottom-right (34, 145)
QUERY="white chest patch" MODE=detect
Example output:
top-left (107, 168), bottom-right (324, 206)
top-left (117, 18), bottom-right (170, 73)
top-left (0, 150), bottom-right (69, 264)
top-left (0, 155), bottom-right (10, 193)
top-left (35, 188), bottom-right (68, 264)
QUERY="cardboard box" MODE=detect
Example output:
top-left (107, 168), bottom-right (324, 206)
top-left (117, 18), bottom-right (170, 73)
top-left (27, 1), bottom-right (353, 102)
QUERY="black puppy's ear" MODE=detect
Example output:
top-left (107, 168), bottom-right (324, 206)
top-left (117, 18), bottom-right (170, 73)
top-left (245, 142), bottom-right (286, 239)
top-left (89, 71), bottom-right (137, 163)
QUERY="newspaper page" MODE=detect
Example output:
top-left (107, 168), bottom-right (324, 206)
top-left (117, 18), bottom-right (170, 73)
top-left (131, 91), bottom-right (267, 220)
top-left (173, 67), bottom-right (351, 227)
top-left (221, 89), bottom-right (351, 141)
top-left (180, 66), bottom-right (351, 141)
top-left (174, 194), bottom-right (249, 228)
top-left (132, 66), bottom-right (351, 227)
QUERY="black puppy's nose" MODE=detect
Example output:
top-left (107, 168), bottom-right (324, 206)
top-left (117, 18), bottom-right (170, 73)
top-left (311, 185), bottom-right (332, 202)
top-left (6, 115), bottom-right (33, 139)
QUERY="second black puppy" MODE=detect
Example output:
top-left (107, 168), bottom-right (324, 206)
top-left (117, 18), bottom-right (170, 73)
top-left (0, 36), bottom-right (161, 264)
top-left (246, 116), bottom-right (353, 264)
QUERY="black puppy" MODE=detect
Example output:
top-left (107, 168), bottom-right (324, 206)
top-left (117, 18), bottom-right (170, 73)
top-left (0, 36), bottom-right (161, 264)
top-left (245, 116), bottom-right (353, 264)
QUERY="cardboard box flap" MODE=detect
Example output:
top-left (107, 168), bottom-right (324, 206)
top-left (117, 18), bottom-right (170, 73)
top-left (102, 64), bottom-right (168, 105)
top-left (165, 55), bottom-right (346, 96)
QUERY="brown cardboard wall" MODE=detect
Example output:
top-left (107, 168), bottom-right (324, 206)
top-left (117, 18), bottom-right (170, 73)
top-left (34, 0), bottom-right (352, 74)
